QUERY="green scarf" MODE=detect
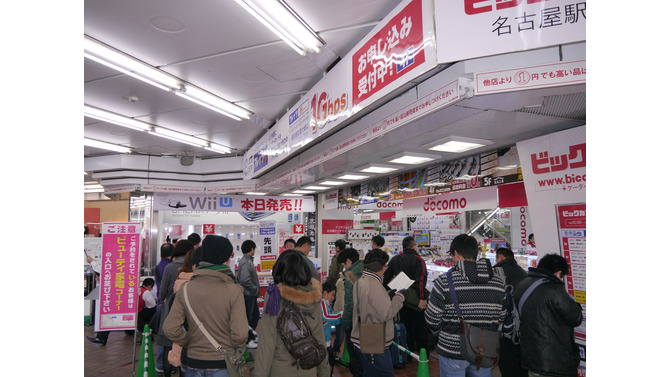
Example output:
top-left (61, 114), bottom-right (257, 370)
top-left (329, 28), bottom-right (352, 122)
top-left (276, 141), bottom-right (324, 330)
top-left (198, 262), bottom-right (237, 282)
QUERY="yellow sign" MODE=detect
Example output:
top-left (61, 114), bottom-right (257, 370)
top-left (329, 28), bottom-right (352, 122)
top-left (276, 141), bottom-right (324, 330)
top-left (260, 260), bottom-right (276, 271)
top-left (574, 290), bottom-right (586, 304)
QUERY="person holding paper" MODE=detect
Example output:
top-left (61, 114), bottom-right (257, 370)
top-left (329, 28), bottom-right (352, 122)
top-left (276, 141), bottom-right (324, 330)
top-left (382, 236), bottom-right (429, 358)
top-left (351, 249), bottom-right (406, 377)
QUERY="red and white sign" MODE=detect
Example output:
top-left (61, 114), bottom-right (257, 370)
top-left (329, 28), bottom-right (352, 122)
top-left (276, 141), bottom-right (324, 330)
top-left (322, 220), bottom-right (354, 235)
top-left (154, 193), bottom-right (315, 213)
top-left (202, 224), bottom-right (215, 235)
top-left (293, 224), bottom-right (304, 234)
top-left (352, 0), bottom-right (428, 107)
top-left (436, 0), bottom-right (586, 63)
top-left (403, 186), bottom-right (498, 216)
top-left (95, 222), bottom-right (142, 332)
top-left (475, 60), bottom-right (586, 95)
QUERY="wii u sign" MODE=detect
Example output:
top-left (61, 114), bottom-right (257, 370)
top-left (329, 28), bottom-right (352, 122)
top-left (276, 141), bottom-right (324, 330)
top-left (154, 193), bottom-right (316, 213)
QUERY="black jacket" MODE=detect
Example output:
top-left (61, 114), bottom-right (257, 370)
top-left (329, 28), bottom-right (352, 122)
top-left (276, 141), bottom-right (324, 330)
top-left (494, 257), bottom-right (528, 288)
top-left (514, 268), bottom-right (583, 377)
top-left (383, 248), bottom-right (428, 300)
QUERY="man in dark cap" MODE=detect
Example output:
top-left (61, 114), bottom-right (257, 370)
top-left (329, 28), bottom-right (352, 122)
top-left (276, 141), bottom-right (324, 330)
top-left (164, 235), bottom-right (249, 375)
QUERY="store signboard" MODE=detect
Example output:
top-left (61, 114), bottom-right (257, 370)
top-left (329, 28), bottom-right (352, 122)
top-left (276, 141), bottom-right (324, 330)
top-left (141, 184), bottom-right (205, 193)
top-left (322, 219), bottom-right (354, 235)
top-left (95, 222), bottom-right (142, 332)
top-left (154, 193), bottom-right (315, 212)
top-left (352, 0), bottom-right (435, 108)
top-left (516, 125), bottom-right (585, 255)
top-left (510, 206), bottom-right (534, 253)
top-left (202, 224), bottom-right (215, 235)
top-left (475, 60), bottom-right (586, 95)
top-left (243, 0), bottom-right (436, 180)
top-left (259, 221), bottom-right (277, 271)
top-left (435, 0), bottom-right (586, 63)
top-left (403, 186), bottom-right (498, 217)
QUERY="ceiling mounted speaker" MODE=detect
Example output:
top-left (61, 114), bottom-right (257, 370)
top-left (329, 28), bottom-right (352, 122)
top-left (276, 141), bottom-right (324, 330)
top-left (180, 156), bottom-right (194, 166)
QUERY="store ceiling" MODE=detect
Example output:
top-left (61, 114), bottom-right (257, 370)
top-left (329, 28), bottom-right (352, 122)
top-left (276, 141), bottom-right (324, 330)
top-left (84, 0), bottom-right (586, 196)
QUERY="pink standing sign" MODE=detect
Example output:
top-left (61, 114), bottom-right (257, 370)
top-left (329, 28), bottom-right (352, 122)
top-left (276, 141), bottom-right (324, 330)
top-left (94, 222), bottom-right (142, 332)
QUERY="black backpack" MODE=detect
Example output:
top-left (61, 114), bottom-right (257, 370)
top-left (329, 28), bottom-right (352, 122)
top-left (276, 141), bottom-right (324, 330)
top-left (276, 300), bottom-right (327, 370)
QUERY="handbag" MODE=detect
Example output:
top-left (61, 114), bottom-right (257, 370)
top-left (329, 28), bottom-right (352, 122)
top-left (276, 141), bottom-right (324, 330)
top-left (356, 282), bottom-right (386, 355)
top-left (182, 284), bottom-right (251, 377)
top-left (446, 269), bottom-right (499, 370)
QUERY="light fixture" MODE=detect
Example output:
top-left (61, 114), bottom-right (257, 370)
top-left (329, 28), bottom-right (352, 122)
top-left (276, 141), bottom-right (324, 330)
top-left (84, 138), bottom-right (132, 154)
top-left (84, 36), bottom-right (181, 91)
top-left (357, 164), bottom-right (399, 174)
top-left (234, 0), bottom-right (324, 56)
top-left (424, 136), bottom-right (493, 153)
top-left (292, 189), bottom-right (315, 194)
top-left (175, 85), bottom-right (251, 120)
top-left (317, 180), bottom-right (346, 186)
top-left (84, 35), bottom-right (252, 121)
top-left (280, 193), bottom-right (304, 197)
top-left (303, 185), bottom-right (328, 191)
top-left (149, 127), bottom-right (209, 148)
top-left (244, 192), bottom-right (267, 195)
top-left (335, 172), bottom-right (371, 181)
top-left (84, 105), bottom-right (152, 132)
top-left (387, 152), bottom-right (440, 165)
top-left (205, 143), bottom-right (232, 155)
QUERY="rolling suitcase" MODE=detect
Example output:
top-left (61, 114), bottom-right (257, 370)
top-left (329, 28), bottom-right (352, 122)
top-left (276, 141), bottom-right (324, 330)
top-left (391, 322), bottom-right (408, 369)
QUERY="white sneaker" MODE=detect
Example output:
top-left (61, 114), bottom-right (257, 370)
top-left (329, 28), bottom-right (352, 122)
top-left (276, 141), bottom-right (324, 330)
top-left (247, 340), bottom-right (258, 349)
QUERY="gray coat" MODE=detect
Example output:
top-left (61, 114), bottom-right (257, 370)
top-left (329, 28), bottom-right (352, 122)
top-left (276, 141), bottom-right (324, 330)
top-left (237, 253), bottom-right (260, 297)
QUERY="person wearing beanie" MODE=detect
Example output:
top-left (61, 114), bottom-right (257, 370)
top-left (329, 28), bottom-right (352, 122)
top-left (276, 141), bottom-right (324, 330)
top-left (351, 249), bottom-right (406, 377)
top-left (163, 235), bottom-right (248, 376)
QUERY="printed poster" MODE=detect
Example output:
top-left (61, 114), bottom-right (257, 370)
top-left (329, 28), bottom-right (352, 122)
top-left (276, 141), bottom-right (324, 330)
top-left (259, 221), bottom-right (277, 271)
top-left (95, 222), bottom-right (142, 332)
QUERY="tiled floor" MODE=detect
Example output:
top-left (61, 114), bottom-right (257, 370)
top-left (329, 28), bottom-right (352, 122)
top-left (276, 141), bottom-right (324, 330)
top-left (84, 324), bottom-right (502, 376)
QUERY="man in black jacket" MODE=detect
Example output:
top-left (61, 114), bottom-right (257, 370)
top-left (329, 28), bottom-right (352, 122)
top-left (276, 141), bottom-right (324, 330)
top-left (494, 247), bottom-right (529, 377)
top-left (514, 254), bottom-right (583, 377)
top-left (383, 236), bottom-right (429, 358)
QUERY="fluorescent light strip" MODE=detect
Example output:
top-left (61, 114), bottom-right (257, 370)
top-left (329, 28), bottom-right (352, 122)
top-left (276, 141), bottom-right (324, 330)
top-left (84, 105), bottom-right (152, 131)
top-left (234, 0), bottom-right (322, 55)
top-left (84, 37), bottom-right (181, 91)
top-left (205, 144), bottom-right (232, 154)
top-left (292, 190), bottom-right (315, 194)
top-left (177, 86), bottom-right (251, 120)
top-left (84, 138), bottom-right (132, 153)
top-left (244, 192), bottom-right (267, 196)
top-left (150, 127), bottom-right (209, 148)
top-left (174, 92), bottom-right (242, 121)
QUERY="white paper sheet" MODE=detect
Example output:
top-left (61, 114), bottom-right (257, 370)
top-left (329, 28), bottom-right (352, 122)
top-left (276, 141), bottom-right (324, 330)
top-left (388, 271), bottom-right (414, 291)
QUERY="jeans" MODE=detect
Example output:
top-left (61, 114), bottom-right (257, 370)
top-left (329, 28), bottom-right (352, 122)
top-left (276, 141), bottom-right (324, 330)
top-left (156, 345), bottom-right (164, 370)
top-left (183, 367), bottom-right (230, 377)
top-left (438, 355), bottom-right (492, 377)
top-left (360, 348), bottom-right (394, 377)
top-left (345, 330), bottom-right (363, 377)
top-left (243, 295), bottom-right (260, 341)
top-left (332, 323), bottom-right (343, 353)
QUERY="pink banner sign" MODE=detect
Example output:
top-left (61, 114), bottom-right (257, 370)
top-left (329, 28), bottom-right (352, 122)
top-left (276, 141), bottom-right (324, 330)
top-left (95, 222), bottom-right (142, 332)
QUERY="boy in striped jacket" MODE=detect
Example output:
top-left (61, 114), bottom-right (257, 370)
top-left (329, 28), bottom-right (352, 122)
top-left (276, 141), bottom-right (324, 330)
top-left (321, 280), bottom-right (342, 374)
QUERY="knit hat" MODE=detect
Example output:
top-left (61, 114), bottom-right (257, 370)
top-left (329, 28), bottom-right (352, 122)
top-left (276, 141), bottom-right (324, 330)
top-left (200, 235), bottom-right (233, 265)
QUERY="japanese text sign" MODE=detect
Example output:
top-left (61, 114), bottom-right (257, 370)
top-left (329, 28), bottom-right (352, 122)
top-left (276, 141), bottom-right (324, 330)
top-left (475, 60), bottom-right (586, 95)
top-left (259, 221), bottom-right (277, 271)
top-left (352, 0), bottom-right (427, 107)
top-left (436, 0), bottom-right (586, 63)
top-left (154, 193), bottom-right (314, 213)
top-left (95, 222), bottom-right (142, 332)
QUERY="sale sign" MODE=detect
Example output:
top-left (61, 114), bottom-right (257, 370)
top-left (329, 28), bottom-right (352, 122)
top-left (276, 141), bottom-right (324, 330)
top-left (95, 222), bottom-right (142, 332)
top-left (352, 0), bottom-right (427, 107)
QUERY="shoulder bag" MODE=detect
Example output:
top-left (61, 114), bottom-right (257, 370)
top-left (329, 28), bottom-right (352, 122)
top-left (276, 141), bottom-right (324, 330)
top-left (446, 269), bottom-right (499, 370)
top-left (182, 284), bottom-right (251, 377)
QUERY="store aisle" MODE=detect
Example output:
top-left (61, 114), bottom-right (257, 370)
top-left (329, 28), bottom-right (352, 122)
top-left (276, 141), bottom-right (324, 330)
top-left (84, 324), bottom-right (501, 377)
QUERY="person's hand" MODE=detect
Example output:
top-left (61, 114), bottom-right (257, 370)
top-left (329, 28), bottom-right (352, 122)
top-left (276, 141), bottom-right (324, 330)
top-left (418, 299), bottom-right (428, 310)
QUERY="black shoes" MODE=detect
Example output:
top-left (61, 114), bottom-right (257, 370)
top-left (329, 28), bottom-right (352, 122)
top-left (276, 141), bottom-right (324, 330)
top-left (87, 336), bottom-right (107, 346)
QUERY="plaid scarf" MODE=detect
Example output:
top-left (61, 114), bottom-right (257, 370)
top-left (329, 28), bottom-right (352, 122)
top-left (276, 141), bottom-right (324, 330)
top-left (197, 262), bottom-right (237, 282)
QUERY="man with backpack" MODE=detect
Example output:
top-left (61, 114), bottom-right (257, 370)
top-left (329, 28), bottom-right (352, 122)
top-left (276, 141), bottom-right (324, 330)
top-left (494, 247), bottom-right (528, 377)
top-left (425, 234), bottom-right (506, 377)
top-left (514, 254), bottom-right (583, 377)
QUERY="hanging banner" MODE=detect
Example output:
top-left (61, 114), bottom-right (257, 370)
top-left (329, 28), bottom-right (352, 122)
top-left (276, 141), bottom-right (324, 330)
top-left (154, 193), bottom-right (314, 212)
top-left (403, 186), bottom-right (498, 217)
top-left (475, 60), bottom-right (586, 95)
top-left (516, 125), bottom-right (585, 255)
top-left (435, 0), bottom-right (586, 63)
top-left (95, 222), bottom-right (142, 332)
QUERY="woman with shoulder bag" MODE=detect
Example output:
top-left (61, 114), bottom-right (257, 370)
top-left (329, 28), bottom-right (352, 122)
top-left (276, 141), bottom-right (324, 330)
top-left (350, 249), bottom-right (407, 377)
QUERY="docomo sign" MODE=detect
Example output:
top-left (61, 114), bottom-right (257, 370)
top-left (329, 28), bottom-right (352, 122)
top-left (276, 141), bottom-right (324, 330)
top-left (357, 200), bottom-right (404, 211)
top-left (403, 186), bottom-right (498, 216)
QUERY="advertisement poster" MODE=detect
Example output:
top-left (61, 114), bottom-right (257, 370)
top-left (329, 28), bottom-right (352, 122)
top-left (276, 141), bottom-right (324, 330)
top-left (154, 193), bottom-right (315, 213)
top-left (556, 203), bottom-right (586, 376)
top-left (95, 222), bottom-right (142, 332)
top-left (259, 221), bottom-right (277, 271)
top-left (435, 0), bottom-right (586, 63)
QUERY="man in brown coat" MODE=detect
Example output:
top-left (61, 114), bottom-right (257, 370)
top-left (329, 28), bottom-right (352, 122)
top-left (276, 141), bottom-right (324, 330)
top-left (164, 235), bottom-right (248, 375)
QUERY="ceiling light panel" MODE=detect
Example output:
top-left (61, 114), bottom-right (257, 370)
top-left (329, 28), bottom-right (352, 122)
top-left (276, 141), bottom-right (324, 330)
top-left (84, 138), bottom-right (132, 154)
top-left (317, 180), bottom-right (346, 186)
top-left (424, 136), bottom-right (493, 153)
top-left (387, 152), bottom-right (440, 165)
top-left (358, 164), bottom-right (399, 174)
top-left (335, 172), bottom-right (371, 181)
